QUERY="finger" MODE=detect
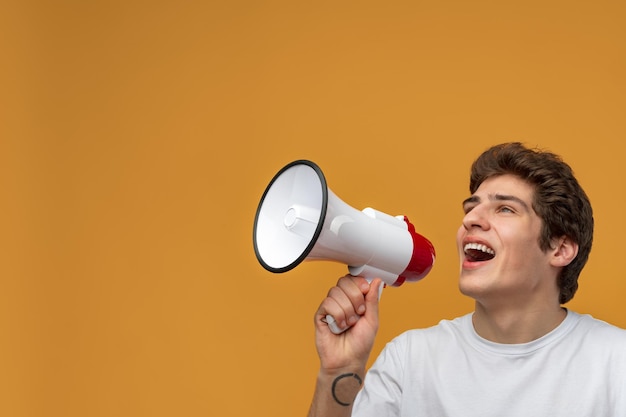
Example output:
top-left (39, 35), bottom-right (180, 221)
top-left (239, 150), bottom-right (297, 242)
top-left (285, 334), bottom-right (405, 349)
top-left (339, 275), bottom-right (371, 294)
top-left (316, 295), bottom-right (350, 332)
top-left (363, 278), bottom-right (382, 320)
top-left (336, 276), bottom-right (369, 316)
top-left (327, 285), bottom-right (363, 326)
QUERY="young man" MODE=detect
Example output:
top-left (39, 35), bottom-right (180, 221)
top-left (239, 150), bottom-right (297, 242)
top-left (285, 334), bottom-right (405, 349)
top-left (307, 142), bottom-right (626, 417)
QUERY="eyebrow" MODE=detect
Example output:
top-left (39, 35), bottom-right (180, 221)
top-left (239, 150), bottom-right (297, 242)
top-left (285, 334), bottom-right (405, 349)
top-left (462, 194), bottom-right (531, 211)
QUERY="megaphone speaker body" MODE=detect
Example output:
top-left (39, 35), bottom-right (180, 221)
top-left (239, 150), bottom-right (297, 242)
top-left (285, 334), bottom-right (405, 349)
top-left (253, 160), bottom-right (435, 287)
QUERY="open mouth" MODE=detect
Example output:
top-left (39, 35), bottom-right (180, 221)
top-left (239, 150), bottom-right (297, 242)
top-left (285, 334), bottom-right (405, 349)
top-left (464, 242), bottom-right (495, 262)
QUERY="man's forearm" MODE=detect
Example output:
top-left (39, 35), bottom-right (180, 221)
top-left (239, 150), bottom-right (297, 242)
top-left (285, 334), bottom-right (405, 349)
top-left (307, 369), bottom-right (365, 417)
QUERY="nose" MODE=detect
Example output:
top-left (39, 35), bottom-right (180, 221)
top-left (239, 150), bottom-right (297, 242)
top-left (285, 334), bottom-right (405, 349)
top-left (462, 205), bottom-right (489, 231)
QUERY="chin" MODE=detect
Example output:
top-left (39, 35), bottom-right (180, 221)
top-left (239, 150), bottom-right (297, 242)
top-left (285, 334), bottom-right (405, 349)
top-left (458, 273), bottom-right (487, 298)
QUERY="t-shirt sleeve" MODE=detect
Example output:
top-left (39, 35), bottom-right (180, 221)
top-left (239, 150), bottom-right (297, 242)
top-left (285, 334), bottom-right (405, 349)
top-left (352, 335), bottom-right (406, 417)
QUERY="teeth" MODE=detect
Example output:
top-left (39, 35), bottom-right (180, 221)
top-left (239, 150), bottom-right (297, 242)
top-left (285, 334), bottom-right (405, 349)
top-left (464, 242), bottom-right (495, 255)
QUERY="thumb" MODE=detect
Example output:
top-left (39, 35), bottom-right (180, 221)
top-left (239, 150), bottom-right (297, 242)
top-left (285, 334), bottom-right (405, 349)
top-left (363, 278), bottom-right (383, 320)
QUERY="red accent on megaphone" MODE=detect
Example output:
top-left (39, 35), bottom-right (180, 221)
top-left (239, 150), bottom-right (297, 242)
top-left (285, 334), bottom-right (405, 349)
top-left (393, 216), bottom-right (435, 286)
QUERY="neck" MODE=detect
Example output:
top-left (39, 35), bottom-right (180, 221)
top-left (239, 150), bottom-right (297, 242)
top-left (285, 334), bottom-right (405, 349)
top-left (472, 301), bottom-right (567, 344)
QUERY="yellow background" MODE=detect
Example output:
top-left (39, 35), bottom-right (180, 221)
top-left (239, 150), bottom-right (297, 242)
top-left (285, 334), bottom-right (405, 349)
top-left (2, 1), bottom-right (625, 416)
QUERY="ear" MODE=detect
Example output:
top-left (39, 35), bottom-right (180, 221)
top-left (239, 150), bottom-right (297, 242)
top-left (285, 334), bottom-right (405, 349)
top-left (550, 236), bottom-right (579, 267)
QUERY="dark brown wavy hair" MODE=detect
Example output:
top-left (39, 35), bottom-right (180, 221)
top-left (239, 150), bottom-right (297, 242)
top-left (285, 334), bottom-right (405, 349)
top-left (469, 142), bottom-right (594, 304)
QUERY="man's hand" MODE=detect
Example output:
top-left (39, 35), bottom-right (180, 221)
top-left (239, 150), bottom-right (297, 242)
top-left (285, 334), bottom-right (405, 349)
top-left (307, 276), bottom-right (382, 417)
top-left (314, 275), bottom-right (382, 373)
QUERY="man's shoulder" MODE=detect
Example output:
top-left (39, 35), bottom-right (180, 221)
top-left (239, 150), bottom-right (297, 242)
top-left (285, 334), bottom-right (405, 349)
top-left (391, 313), bottom-right (473, 346)
top-left (570, 311), bottom-right (626, 346)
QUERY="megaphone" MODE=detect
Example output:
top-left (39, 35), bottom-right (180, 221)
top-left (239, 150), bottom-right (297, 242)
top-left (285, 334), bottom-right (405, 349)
top-left (253, 160), bottom-right (435, 333)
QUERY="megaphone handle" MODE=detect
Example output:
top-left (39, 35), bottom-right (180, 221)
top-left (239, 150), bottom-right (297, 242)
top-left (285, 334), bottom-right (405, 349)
top-left (324, 280), bottom-right (384, 335)
top-left (325, 314), bottom-right (346, 334)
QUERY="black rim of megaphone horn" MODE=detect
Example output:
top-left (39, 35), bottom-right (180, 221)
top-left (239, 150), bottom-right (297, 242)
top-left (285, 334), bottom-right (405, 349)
top-left (253, 159), bottom-right (328, 274)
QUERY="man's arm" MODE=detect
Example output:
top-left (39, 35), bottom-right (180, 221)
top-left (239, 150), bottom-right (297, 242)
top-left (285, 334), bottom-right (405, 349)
top-left (307, 368), bottom-right (365, 417)
top-left (307, 276), bottom-right (382, 417)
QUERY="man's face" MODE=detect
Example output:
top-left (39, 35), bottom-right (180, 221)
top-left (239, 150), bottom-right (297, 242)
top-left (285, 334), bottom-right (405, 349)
top-left (456, 174), bottom-right (555, 306)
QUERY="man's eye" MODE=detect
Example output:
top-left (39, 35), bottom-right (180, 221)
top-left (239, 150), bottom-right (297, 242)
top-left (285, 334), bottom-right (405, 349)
top-left (499, 206), bottom-right (514, 213)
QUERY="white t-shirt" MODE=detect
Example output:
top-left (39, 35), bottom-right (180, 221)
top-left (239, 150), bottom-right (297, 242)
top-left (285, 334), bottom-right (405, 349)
top-left (353, 310), bottom-right (626, 417)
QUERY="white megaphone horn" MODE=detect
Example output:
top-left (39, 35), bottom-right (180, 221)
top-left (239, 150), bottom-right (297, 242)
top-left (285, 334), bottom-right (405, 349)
top-left (253, 160), bottom-right (435, 334)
